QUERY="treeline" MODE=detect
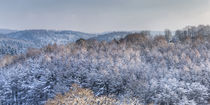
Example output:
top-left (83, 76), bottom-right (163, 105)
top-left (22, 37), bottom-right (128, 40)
top-left (0, 25), bottom-right (209, 105)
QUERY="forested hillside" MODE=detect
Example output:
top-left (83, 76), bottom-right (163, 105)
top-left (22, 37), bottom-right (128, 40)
top-left (0, 30), bottom-right (97, 57)
top-left (0, 30), bottom-right (162, 57)
top-left (0, 25), bottom-right (210, 105)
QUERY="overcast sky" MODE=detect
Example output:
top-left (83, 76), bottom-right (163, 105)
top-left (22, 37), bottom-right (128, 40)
top-left (0, 0), bottom-right (210, 33)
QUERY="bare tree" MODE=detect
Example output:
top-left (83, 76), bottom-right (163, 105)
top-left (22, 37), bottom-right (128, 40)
top-left (164, 29), bottom-right (172, 42)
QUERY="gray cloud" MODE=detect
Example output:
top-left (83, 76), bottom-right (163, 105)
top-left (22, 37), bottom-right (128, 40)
top-left (0, 0), bottom-right (209, 32)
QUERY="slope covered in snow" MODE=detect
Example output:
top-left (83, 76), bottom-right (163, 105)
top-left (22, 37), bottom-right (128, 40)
top-left (0, 30), bottom-right (165, 57)
top-left (0, 26), bottom-right (209, 104)
top-left (0, 30), bottom-right (97, 56)
top-left (90, 31), bottom-right (164, 42)
top-left (1, 30), bottom-right (97, 47)
top-left (0, 29), bottom-right (16, 34)
top-left (90, 31), bottom-right (133, 41)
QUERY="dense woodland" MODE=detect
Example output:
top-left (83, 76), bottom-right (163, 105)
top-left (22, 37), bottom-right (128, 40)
top-left (0, 25), bottom-right (210, 105)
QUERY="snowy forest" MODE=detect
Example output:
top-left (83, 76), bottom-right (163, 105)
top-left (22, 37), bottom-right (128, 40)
top-left (0, 25), bottom-right (210, 105)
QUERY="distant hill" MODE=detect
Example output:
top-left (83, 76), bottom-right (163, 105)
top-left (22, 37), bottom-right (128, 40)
top-left (0, 29), bottom-right (16, 34)
top-left (1, 30), bottom-right (97, 47)
top-left (90, 31), bottom-right (164, 42)
top-left (90, 31), bottom-right (133, 41)
top-left (0, 30), bottom-right (164, 56)
top-left (0, 30), bottom-right (97, 56)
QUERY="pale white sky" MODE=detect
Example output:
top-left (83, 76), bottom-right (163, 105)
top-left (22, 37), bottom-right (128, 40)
top-left (0, 0), bottom-right (210, 33)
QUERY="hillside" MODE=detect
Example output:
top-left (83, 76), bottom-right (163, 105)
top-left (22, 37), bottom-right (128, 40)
top-left (90, 31), bottom-right (164, 42)
top-left (0, 38), bottom-right (34, 58)
top-left (0, 30), bottom-right (97, 46)
top-left (0, 30), bottom-right (164, 57)
top-left (0, 26), bottom-right (209, 105)
top-left (0, 29), bottom-right (16, 34)
top-left (90, 31), bottom-right (133, 41)
top-left (0, 30), bottom-right (97, 56)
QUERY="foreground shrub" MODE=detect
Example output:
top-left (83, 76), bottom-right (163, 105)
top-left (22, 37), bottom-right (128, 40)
top-left (46, 84), bottom-right (140, 105)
